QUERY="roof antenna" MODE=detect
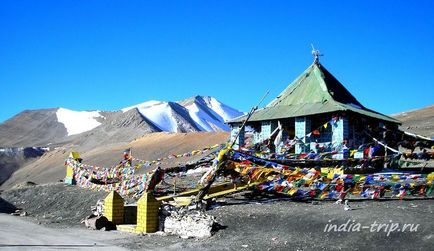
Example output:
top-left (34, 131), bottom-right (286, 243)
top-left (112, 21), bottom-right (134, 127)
top-left (311, 44), bottom-right (323, 63)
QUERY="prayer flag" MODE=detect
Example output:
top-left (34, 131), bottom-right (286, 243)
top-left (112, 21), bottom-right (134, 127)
top-left (288, 188), bottom-right (298, 196)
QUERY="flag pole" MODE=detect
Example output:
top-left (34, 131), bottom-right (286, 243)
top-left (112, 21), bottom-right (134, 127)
top-left (229, 90), bottom-right (269, 149)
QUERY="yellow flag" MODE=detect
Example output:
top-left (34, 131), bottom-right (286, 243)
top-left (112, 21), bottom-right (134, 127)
top-left (323, 123), bottom-right (328, 129)
top-left (288, 188), bottom-right (298, 196)
top-left (320, 192), bottom-right (329, 199)
top-left (66, 166), bottom-right (74, 178)
top-left (321, 167), bottom-right (330, 175)
top-left (69, 152), bottom-right (80, 159)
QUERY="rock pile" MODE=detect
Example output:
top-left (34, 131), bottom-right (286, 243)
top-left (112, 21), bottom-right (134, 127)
top-left (82, 200), bottom-right (116, 231)
top-left (164, 209), bottom-right (216, 238)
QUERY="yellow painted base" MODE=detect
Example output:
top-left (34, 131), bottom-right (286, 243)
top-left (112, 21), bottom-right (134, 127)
top-left (136, 192), bottom-right (160, 233)
top-left (104, 191), bottom-right (125, 225)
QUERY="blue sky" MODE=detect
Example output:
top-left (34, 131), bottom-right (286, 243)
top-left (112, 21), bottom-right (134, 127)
top-left (1, 0), bottom-right (433, 122)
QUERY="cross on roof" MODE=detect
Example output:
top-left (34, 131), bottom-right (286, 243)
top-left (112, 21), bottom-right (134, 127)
top-left (311, 44), bottom-right (323, 63)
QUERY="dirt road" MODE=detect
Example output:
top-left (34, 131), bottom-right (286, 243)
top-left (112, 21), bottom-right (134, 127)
top-left (0, 214), bottom-right (127, 250)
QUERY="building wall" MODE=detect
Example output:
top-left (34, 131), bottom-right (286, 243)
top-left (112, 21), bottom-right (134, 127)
top-left (309, 125), bottom-right (332, 153)
top-left (331, 117), bottom-right (349, 159)
top-left (332, 117), bottom-right (349, 146)
top-left (230, 123), bottom-right (245, 148)
top-left (260, 121), bottom-right (278, 140)
top-left (295, 117), bottom-right (311, 154)
top-left (228, 113), bottom-right (388, 157)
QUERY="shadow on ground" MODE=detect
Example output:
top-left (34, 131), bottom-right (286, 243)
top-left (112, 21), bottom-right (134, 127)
top-left (0, 197), bottom-right (17, 214)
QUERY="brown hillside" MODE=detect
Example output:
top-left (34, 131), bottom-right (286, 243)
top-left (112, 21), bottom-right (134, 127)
top-left (0, 132), bottom-right (229, 190)
top-left (392, 105), bottom-right (434, 138)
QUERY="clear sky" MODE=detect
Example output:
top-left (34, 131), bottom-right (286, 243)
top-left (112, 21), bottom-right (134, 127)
top-left (1, 0), bottom-right (433, 123)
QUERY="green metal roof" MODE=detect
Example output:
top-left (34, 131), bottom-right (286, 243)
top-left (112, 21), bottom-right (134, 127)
top-left (229, 61), bottom-right (401, 124)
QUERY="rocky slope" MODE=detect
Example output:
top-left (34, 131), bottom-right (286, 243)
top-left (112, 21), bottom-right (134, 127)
top-left (0, 147), bottom-right (48, 186)
top-left (392, 105), bottom-right (434, 138)
top-left (0, 109), bottom-right (67, 147)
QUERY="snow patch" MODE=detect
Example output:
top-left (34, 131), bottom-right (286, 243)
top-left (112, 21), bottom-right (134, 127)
top-left (204, 96), bottom-right (244, 122)
top-left (186, 103), bottom-right (230, 132)
top-left (56, 108), bottom-right (103, 136)
top-left (122, 101), bottom-right (179, 132)
top-left (121, 100), bottom-right (162, 112)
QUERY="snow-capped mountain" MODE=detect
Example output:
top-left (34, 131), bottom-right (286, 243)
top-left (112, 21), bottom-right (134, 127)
top-left (121, 100), bottom-right (199, 133)
top-left (122, 96), bottom-right (244, 133)
top-left (0, 96), bottom-right (244, 147)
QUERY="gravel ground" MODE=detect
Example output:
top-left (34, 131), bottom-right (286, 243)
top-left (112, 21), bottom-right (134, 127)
top-left (117, 196), bottom-right (434, 251)
top-left (1, 183), bottom-right (433, 251)
top-left (0, 182), bottom-right (106, 227)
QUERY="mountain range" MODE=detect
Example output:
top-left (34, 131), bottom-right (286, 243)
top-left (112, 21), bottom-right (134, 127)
top-left (0, 96), bottom-right (243, 149)
top-left (0, 97), bottom-right (432, 189)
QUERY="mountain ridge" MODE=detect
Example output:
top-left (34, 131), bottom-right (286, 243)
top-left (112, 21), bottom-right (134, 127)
top-left (0, 95), bottom-right (244, 148)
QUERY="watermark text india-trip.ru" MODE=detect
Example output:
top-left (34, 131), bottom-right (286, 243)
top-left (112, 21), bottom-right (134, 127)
top-left (324, 219), bottom-right (419, 236)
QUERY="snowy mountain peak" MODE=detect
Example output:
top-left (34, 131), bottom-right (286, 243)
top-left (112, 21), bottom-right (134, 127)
top-left (122, 96), bottom-right (244, 133)
top-left (120, 100), bottom-right (163, 112)
top-left (201, 96), bottom-right (245, 122)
